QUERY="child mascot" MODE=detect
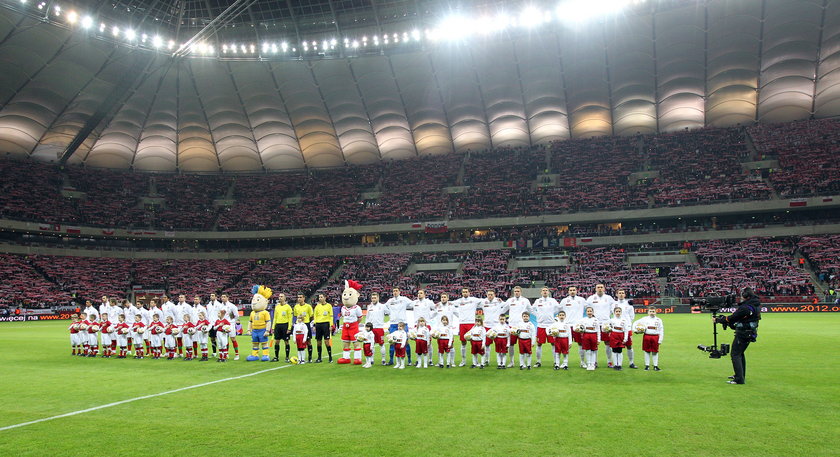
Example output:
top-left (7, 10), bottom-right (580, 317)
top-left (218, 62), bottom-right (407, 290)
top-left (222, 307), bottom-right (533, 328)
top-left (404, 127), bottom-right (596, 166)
top-left (338, 280), bottom-right (364, 365)
top-left (247, 285), bottom-right (272, 362)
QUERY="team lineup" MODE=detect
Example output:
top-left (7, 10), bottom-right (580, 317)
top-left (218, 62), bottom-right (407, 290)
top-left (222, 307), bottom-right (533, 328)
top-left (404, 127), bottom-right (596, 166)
top-left (67, 285), bottom-right (665, 371)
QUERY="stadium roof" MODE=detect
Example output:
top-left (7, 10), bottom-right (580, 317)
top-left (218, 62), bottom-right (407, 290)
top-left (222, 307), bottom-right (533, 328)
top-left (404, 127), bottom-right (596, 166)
top-left (0, 0), bottom-right (838, 171)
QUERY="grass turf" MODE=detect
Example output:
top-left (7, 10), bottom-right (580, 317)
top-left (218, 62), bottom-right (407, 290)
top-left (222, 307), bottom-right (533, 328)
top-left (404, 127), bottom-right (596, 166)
top-left (1, 314), bottom-right (839, 456)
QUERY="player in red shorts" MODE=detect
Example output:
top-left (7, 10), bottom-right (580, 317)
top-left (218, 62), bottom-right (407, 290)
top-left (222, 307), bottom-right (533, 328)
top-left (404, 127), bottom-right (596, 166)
top-left (514, 312), bottom-right (537, 370)
top-left (466, 316), bottom-right (487, 369)
top-left (434, 315), bottom-right (455, 368)
top-left (533, 287), bottom-right (561, 368)
top-left (579, 306), bottom-right (601, 371)
top-left (364, 292), bottom-right (388, 365)
top-left (391, 322), bottom-right (408, 369)
top-left (413, 317), bottom-right (431, 368)
top-left (548, 310), bottom-right (572, 370)
top-left (451, 288), bottom-right (484, 367)
top-left (634, 306), bottom-right (664, 371)
top-left (491, 314), bottom-right (511, 369)
top-left (607, 307), bottom-right (628, 370)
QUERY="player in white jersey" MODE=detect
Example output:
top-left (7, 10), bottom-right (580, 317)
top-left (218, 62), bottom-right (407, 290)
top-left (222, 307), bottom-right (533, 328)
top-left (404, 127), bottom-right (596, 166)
top-left (433, 315), bottom-right (456, 368)
top-left (586, 284), bottom-right (616, 366)
top-left (466, 317), bottom-right (487, 369)
top-left (433, 293), bottom-right (457, 366)
top-left (82, 300), bottom-right (99, 323)
top-left (559, 286), bottom-right (588, 368)
top-left (607, 307), bottom-right (629, 370)
top-left (161, 295), bottom-right (176, 323)
top-left (451, 288), bottom-right (484, 366)
top-left (221, 294), bottom-right (241, 360)
top-left (634, 306), bottom-right (664, 371)
top-left (505, 286), bottom-right (532, 367)
top-left (413, 317), bottom-right (432, 368)
top-left (140, 301), bottom-right (154, 354)
top-left (410, 290), bottom-right (436, 329)
top-left (364, 292), bottom-right (389, 365)
top-left (480, 290), bottom-right (508, 366)
top-left (548, 311), bottom-right (573, 370)
top-left (491, 314), bottom-right (511, 369)
top-left (383, 287), bottom-right (413, 365)
top-left (357, 322), bottom-right (376, 368)
top-left (123, 300), bottom-right (138, 354)
top-left (533, 287), bottom-right (561, 368)
top-left (578, 306), bottom-right (601, 371)
top-left (513, 312), bottom-right (537, 370)
top-left (615, 289), bottom-right (638, 369)
top-left (98, 296), bottom-right (110, 322)
top-left (171, 295), bottom-right (191, 357)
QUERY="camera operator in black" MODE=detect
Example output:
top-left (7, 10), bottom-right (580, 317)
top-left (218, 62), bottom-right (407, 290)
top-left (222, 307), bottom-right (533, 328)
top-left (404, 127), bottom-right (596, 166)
top-left (717, 287), bottom-right (761, 384)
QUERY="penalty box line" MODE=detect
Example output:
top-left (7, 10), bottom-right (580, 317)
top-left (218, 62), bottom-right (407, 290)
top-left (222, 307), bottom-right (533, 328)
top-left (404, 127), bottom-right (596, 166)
top-left (0, 364), bottom-right (293, 432)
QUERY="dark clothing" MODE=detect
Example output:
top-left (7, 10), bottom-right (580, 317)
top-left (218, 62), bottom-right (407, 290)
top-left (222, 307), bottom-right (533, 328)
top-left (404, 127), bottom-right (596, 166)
top-left (726, 296), bottom-right (761, 384)
top-left (730, 333), bottom-right (751, 384)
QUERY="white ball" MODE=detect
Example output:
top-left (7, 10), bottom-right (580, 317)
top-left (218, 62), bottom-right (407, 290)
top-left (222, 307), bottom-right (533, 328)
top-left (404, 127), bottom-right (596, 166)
top-left (431, 331), bottom-right (440, 339)
top-left (408, 331), bottom-right (417, 340)
top-left (486, 330), bottom-right (497, 340)
top-left (634, 324), bottom-right (646, 334)
top-left (222, 325), bottom-right (232, 333)
top-left (601, 323), bottom-right (612, 333)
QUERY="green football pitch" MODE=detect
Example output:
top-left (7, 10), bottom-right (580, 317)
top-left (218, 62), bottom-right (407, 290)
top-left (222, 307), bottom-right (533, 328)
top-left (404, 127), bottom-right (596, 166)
top-left (1, 314), bottom-right (838, 456)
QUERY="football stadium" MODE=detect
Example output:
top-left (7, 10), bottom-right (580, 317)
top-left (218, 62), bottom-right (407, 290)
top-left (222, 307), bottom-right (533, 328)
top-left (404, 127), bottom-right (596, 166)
top-left (0, 0), bottom-right (839, 455)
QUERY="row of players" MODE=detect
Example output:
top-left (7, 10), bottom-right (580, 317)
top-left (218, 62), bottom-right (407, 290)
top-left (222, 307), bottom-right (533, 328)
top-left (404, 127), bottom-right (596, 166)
top-left (70, 309), bottom-right (238, 362)
top-left (265, 285), bottom-right (664, 370)
top-left (70, 293), bottom-right (243, 360)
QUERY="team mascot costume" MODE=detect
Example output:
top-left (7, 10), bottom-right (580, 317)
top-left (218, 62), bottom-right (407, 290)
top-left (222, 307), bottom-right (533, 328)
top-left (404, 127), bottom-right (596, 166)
top-left (247, 285), bottom-right (272, 362)
top-left (338, 280), bottom-right (364, 365)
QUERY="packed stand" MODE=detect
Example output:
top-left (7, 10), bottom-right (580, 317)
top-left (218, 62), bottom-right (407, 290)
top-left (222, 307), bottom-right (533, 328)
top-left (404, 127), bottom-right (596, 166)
top-left (152, 175), bottom-right (234, 230)
top-left (668, 238), bottom-right (814, 300)
top-left (541, 136), bottom-right (648, 212)
top-left (413, 250), bottom-right (515, 299)
top-left (226, 256), bottom-right (340, 302)
top-left (449, 147), bottom-right (544, 218)
top-left (316, 254), bottom-right (413, 302)
top-left (217, 174), bottom-right (304, 230)
top-left (0, 254), bottom-right (69, 307)
top-left (749, 119), bottom-right (840, 197)
top-left (646, 128), bottom-right (771, 206)
top-left (132, 258), bottom-right (254, 300)
top-left (798, 235), bottom-right (840, 290)
top-left (363, 154), bottom-right (462, 223)
top-left (0, 160), bottom-right (79, 224)
top-left (66, 167), bottom-right (150, 228)
top-left (30, 255), bottom-right (133, 303)
top-left (511, 248), bottom-right (659, 298)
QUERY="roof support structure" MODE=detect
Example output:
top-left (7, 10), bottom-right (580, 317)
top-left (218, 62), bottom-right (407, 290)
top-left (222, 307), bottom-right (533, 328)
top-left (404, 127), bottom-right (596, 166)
top-left (59, 52), bottom-right (153, 164)
top-left (811, 0), bottom-right (828, 118)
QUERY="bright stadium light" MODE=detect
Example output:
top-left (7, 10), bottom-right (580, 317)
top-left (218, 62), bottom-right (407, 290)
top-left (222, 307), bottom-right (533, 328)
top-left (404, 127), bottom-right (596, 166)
top-left (112, 26), bottom-right (120, 37)
top-left (152, 35), bottom-right (163, 48)
top-left (66, 11), bottom-right (78, 24)
top-left (352, 40), bottom-right (359, 48)
top-left (412, 29), bottom-right (420, 41)
top-left (519, 6), bottom-right (543, 27)
top-left (167, 40), bottom-right (175, 50)
top-left (81, 15), bottom-right (93, 29)
top-left (125, 29), bottom-right (136, 41)
top-left (281, 41), bottom-right (288, 51)
top-left (557, 0), bottom-right (632, 23)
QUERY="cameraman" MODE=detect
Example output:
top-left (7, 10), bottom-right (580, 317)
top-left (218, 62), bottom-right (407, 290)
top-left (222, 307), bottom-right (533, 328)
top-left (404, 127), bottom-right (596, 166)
top-left (717, 287), bottom-right (761, 385)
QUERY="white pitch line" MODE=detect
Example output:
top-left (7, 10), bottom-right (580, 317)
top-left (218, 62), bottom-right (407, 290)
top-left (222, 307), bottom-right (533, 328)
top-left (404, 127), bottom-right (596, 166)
top-left (0, 364), bottom-right (292, 432)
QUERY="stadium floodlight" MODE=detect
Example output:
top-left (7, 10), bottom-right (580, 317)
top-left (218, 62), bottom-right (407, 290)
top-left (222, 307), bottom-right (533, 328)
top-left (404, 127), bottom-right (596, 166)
top-left (36, 2), bottom-right (43, 10)
top-left (352, 40), bottom-right (359, 48)
top-left (271, 43), bottom-right (277, 53)
top-left (262, 42), bottom-right (270, 53)
top-left (152, 35), bottom-right (163, 48)
top-left (281, 41), bottom-right (288, 51)
top-left (125, 29), bottom-right (136, 41)
top-left (222, 44), bottom-right (228, 53)
top-left (20, 0), bottom-right (26, 4)
top-left (208, 45), bottom-right (214, 54)
top-left (412, 29), bottom-right (420, 41)
top-left (99, 22), bottom-right (106, 33)
top-left (557, 0), bottom-right (631, 23)
top-left (330, 38), bottom-right (337, 46)
top-left (167, 40), bottom-right (175, 50)
top-left (112, 26), bottom-right (120, 37)
top-left (81, 15), bottom-right (93, 29)
top-left (53, 5), bottom-right (60, 15)
top-left (519, 6), bottom-right (543, 27)
top-left (66, 11), bottom-right (78, 24)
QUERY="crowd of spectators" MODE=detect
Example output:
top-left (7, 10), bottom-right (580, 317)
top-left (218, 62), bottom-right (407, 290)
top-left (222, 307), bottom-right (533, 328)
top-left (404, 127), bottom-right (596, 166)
top-left (749, 119), bottom-right (840, 198)
top-left (2, 120), bottom-right (840, 231)
top-left (316, 254), bottom-right (413, 302)
top-left (798, 235), bottom-right (840, 291)
top-left (668, 238), bottom-right (814, 300)
top-left (226, 257), bottom-right (341, 303)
